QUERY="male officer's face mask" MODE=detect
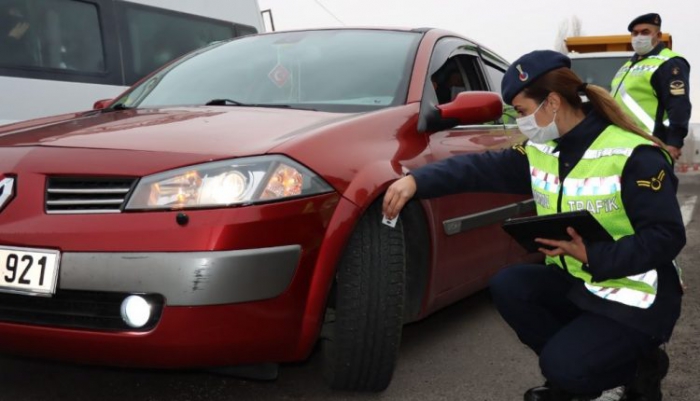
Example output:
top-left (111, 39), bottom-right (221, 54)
top-left (632, 34), bottom-right (654, 56)
top-left (516, 99), bottom-right (559, 144)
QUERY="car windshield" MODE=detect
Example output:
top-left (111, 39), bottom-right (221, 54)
top-left (117, 29), bottom-right (422, 113)
top-left (570, 56), bottom-right (628, 92)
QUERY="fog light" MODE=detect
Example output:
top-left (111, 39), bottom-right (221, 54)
top-left (120, 295), bottom-right (152, 328)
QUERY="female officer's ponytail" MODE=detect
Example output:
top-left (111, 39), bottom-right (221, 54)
top-left (581, 83), bottom-right (663, 146)
top-left (523, 68), bottom-right (663, 147)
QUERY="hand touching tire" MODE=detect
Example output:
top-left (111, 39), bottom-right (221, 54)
top-left (382, 175), bottom-right (417, 220)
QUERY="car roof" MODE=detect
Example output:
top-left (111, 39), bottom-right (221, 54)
top-left (228, 27), bottom-right (509, 65)
top-left (252, 26), bottom-right (485, 45)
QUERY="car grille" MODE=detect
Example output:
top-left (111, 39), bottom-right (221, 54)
top-left (0, 290), bottom-right (164, 332)
top-left (46, 177), bottom-right (137, 214)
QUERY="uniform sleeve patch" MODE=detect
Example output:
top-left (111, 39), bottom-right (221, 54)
top-left (636, 170), bottom-right (665, 191)
top-left (670, 80), bottom-right (686, 96)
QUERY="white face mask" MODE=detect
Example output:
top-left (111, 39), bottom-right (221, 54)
top-left (632, 34), bottom-right (654, 56)
top-left (516, 100), bottom-right (559, 144)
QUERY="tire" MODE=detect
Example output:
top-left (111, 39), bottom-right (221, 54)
top-left (322, 201), bottom-right (406, 392)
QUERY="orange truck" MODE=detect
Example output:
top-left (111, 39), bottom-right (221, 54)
top-left (565, 33), bottom-right (672, 53)
top-left (565, 34), bottom-right (672, 91)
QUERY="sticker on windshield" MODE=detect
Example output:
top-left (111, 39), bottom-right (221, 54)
top-left (269, 64), bottom-right (291, 88)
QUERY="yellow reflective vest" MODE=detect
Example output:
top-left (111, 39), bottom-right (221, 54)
top-left (611, 48), bottom-right (681, 133)
top-left (525, 125), bottom-right (671, 309)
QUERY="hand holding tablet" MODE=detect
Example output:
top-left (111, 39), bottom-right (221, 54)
top-left (502, 210), bottom-right (613, 254)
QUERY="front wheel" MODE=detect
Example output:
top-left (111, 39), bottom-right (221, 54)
top-left (322, 201), bottom-right (406, 391)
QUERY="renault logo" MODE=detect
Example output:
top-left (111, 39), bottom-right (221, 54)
top-left (0, 176), bottom-right (15, 211)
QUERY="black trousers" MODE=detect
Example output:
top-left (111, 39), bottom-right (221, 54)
top-left (489, 263), bottom-right (660, 395)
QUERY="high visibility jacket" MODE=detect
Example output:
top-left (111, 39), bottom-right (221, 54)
top-left (525, 125), bottom-right (669, 309)
top-left (611, 48), bottom-right (681, 133)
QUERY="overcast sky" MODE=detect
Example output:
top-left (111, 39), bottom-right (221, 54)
top-left (257, 0), bottom-right (699, 122)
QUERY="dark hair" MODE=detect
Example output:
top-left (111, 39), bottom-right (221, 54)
top-left (521, 68), bottom-right (663, 146)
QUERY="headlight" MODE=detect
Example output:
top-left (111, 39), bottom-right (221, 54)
top-left (125, 155), bottom-right (333, 210)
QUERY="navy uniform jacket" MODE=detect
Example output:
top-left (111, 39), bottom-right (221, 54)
top-left (411, 111), bottom-right (686, 341)
top-left (612, 43), bottom-right (692, 148)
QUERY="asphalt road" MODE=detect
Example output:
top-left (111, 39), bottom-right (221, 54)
top-left (0, 172), bottom-right (697, 401)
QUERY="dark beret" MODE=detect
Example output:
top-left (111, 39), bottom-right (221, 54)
top-left (628, 13), bottom-right (661, 32)
top-left (501, 50), bottom-right (571, 105)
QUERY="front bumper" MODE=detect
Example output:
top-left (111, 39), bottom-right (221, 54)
top-left (0, 245), bottom-right (301, 333)
top-left (0, 191), bottom-right (349, 368)
top-left (0, 242), bottom-right (307, 367)
top-left (60, 245), bottom-right (301, 306)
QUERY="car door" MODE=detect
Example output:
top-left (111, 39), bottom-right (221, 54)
top-left (421, 38), bottom-right (532, 308)
top-left (478, 48), bottom-right (541, 265)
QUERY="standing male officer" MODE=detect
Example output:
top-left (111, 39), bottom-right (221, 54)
top-left (611, 13), bottom-right (692, 160)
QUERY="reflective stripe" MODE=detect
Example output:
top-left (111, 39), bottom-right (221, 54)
top-left (582, 148), bottom-right (634, 159)
top-left (649, 55), bottom-right (671, 61)
top-left (562, 175), bottom-right (621, 196)
top-left (628, 65), bottom-right (660, 74)
top-left (529, 142), bottom-right (557, 156)
top-left (530, 170), bottom-right (622, 196)
top-left (530, 143), bottom-right (636, 160)
top-left (585, 270), bottom-right (658, 309)
top-left (530, 167), bottom-right (560, 193)
top-left (619, 84), bottom-right (655, 132)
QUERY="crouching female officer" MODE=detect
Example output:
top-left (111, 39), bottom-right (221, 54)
top-left (382, 50), bottom-right (685, 401)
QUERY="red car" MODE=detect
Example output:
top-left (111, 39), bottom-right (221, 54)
top-left (0, 28), bottom-right (538, 391)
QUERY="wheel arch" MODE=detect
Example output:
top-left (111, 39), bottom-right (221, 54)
top-left (292, 160), bottom-right (433, 358)
top-left (339, 160), bottom-right (432, 323)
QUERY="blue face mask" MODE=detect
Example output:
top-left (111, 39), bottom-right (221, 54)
top-left (515, 100), bottom-right (559, 144)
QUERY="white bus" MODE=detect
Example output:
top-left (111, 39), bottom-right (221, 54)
top-left (0, 0), bottom-right (264, 125)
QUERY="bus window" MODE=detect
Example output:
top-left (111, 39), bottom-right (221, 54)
top-left (0, 0), bottom-right (264, 125)
top-left (119, 3), bottom-right (237, 85)
top-left (0, 0), bottom-right (105, 73)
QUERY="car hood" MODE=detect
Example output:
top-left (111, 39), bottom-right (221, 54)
top-left (0, 107), bottom-right (353, 156)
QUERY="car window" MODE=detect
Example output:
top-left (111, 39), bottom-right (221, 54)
top-left (484, 63), bottom-right (504, 95)
top-left (120, 30), bottom-right (422, 113)
top-left (426, 37), bottom-right (490, 105)
top-left (419, 37), bottom-right (505, 131)
top-left (479, 47), bottom-right (509, 90)
top-left (483, 61), bottom-right (517, 124)
top-left (431, 57), bottom-right (466, 105)
top-left (0, 0), bottom-right (105, 73)
top-left (430, 54), bottom-right (488, 105)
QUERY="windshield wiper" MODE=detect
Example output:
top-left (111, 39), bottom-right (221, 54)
top-left (205, 98), bottom-right (291, 108)
top-left (205, 98), bottom-right (246, 106)
top-left (205, 99), bottom-right (316, 111)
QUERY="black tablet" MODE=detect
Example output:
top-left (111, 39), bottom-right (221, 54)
top-left (502, 210), bottom-right (613, 253)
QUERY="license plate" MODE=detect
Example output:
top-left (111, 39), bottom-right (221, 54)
top-left (0, 246), bottom-right (60, 296)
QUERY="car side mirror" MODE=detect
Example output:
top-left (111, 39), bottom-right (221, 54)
top-left (436, 91), bottom-right (504, 125)
top-left (93, 99), bottom-right (113, 110)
